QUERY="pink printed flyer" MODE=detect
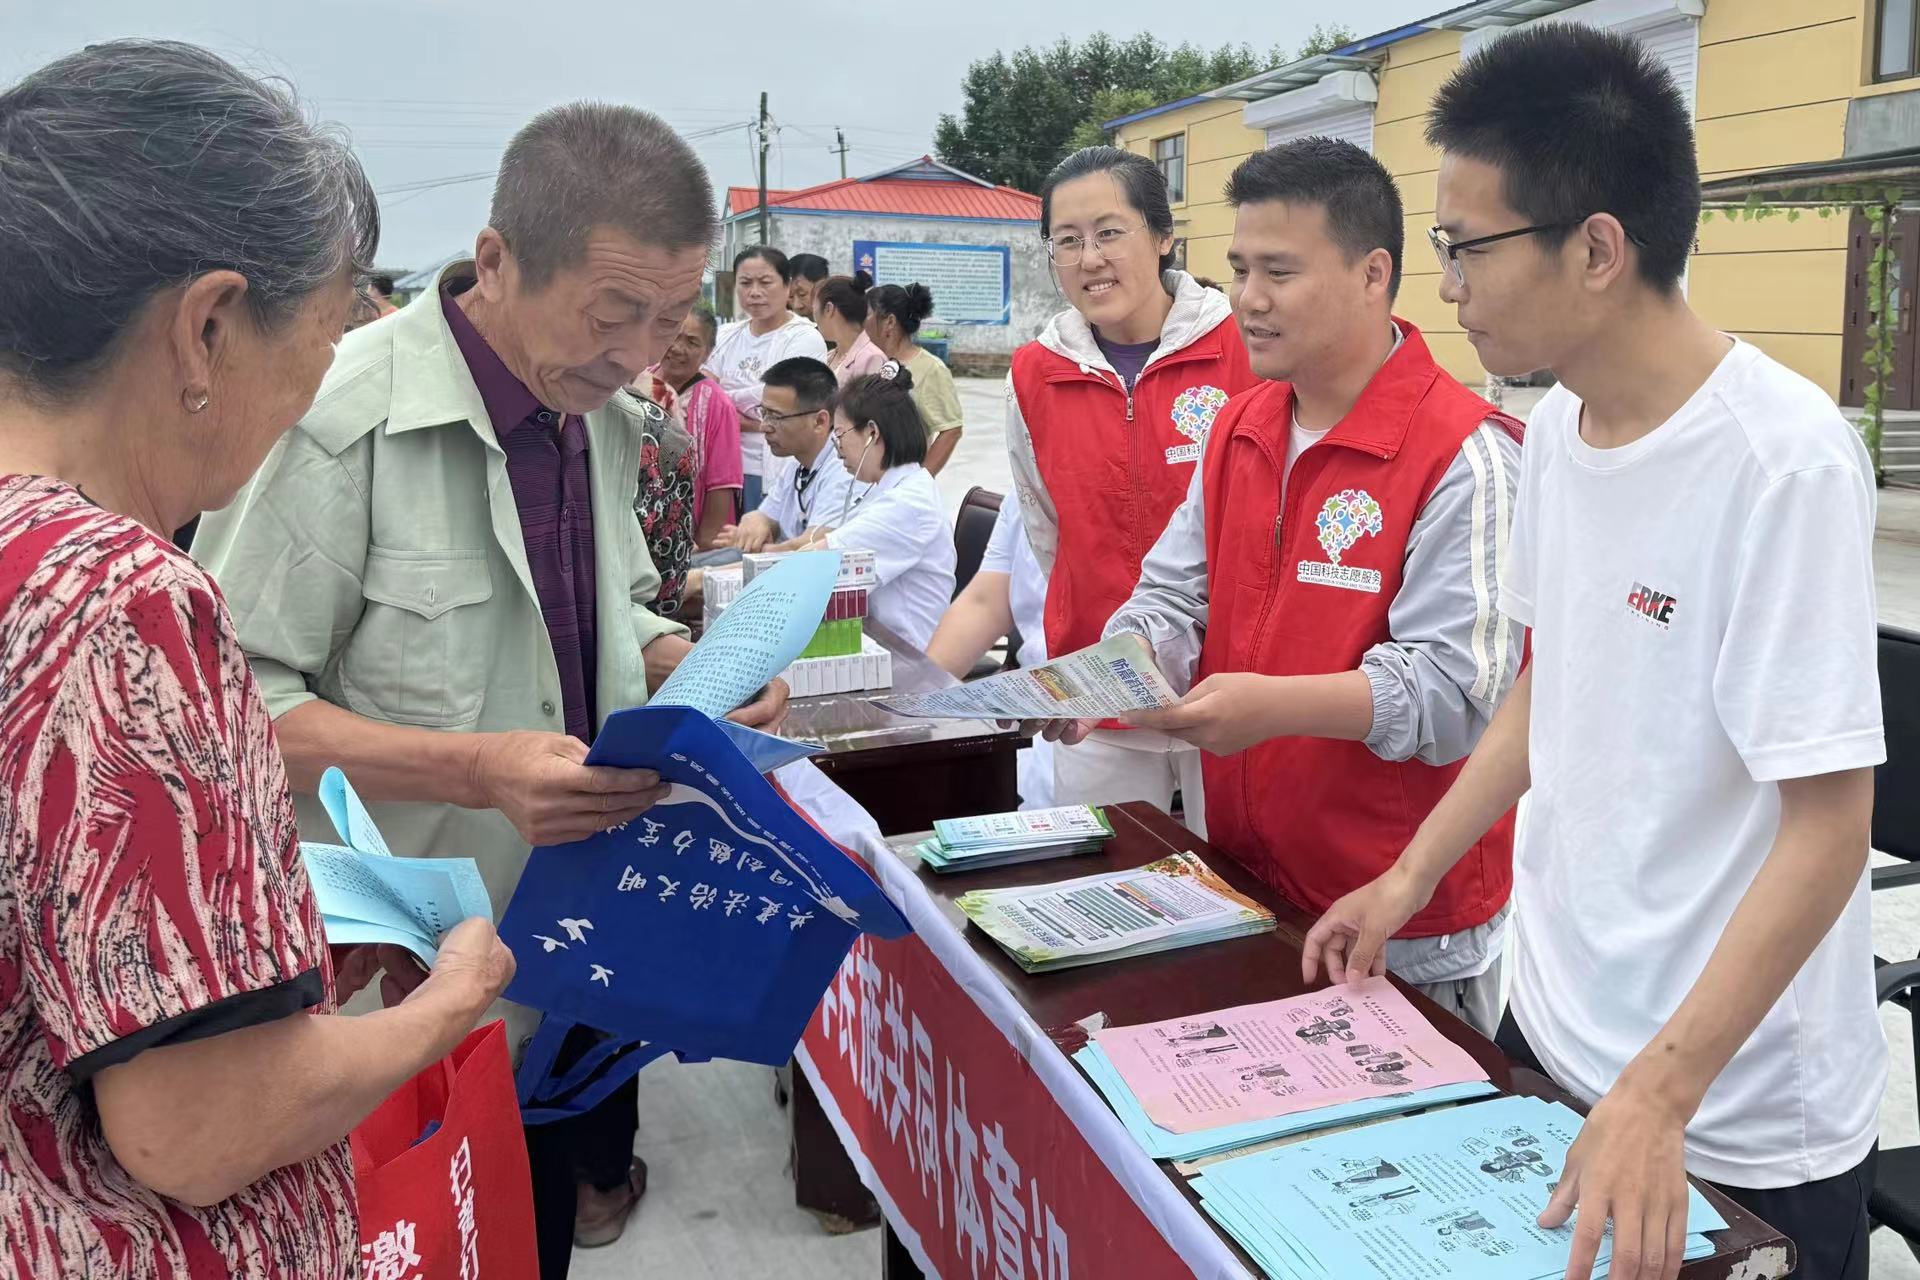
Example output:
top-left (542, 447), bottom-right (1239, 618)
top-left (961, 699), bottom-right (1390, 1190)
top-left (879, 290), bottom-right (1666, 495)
top-left (1091, 977), bottom-right (1490, 1134)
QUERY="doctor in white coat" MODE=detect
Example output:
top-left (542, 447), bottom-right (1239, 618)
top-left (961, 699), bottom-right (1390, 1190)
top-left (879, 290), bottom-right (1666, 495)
top-left (798, 361), bottom-right (956, 649)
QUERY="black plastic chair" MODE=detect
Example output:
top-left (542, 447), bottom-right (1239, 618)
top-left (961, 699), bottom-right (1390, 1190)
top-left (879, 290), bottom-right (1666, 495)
top-left (953, 486), bottom-right (1002, 599)
top-left (1868, 624), bottom-right (1920, 1254)
top-left (952, 486), bottom-right (1016, 678)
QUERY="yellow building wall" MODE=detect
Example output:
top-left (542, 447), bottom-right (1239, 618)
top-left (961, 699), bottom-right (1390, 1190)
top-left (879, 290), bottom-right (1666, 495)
top-left (1114, 97), bottom-right (1265, 285)
top-left (1692, 0), bottom-right (1859, 397)
top-left (1111, 1), bottom-right (1899, 398)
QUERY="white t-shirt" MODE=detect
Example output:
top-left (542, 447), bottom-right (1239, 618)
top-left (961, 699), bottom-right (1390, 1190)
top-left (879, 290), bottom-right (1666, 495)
top-left (708, 315), bottom-right (830, 478)
top-left (757, 447), bottom-right (854, 541)
top-left (980, 488), bottom-right (1049, 671)
top-left (1502, 338), bottom-right (1885, 1188)
top-left (824, 463), bottom-right (956, 650)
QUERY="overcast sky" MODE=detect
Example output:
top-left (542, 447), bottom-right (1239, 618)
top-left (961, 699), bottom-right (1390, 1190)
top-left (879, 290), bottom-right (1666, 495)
top-left (4, 0), bottom-right (1437, 268)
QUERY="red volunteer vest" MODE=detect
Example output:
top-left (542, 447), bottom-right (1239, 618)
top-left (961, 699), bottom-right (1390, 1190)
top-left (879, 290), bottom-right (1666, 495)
top-left (1198, 322), bottom-right (1519, 937)
top-left (1012, 315), bottom-right (1257, 662)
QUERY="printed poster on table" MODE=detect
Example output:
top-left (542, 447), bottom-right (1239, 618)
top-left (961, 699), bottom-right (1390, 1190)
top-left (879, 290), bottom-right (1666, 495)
top-left (854, 239), bottom-right (1011, 325)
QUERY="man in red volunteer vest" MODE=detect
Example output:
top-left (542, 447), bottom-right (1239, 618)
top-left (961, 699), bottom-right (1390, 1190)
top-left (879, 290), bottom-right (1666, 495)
top-left (1097, 138), bottom-right (1524, 1033)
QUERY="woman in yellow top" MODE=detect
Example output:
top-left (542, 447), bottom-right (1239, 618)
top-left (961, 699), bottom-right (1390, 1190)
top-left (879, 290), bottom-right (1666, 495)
top-left (864, 283), bottom-right (965, 474)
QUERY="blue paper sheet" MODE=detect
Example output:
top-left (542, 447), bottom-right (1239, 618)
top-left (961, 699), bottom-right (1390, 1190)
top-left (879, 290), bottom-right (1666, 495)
top-left (302, 768), bottom-right (494, 964)
top-left (1073, 1042), bottom-right (1498, 1162)
top-left (499, 704), bottom-right (912, 1071)
top-left (657, 549), bottom-right (834, 703)
top-left (1192, 1094), bottom-right (1727, 1280)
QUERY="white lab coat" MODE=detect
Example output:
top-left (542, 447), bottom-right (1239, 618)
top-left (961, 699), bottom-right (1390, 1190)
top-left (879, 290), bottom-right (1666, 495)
top-left (824, 463), bottom-right (956, 650)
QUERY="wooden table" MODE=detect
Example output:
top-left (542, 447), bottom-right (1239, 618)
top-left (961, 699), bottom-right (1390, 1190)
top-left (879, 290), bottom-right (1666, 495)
top-left (783, 620), bottom-right (1025, 837)
top-left (803, 802), bottom-right (1794, 1279)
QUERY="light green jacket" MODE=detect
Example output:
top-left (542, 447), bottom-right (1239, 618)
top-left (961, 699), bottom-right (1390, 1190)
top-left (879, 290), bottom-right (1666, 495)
top-left (195, 262), bottom-right (687, 913)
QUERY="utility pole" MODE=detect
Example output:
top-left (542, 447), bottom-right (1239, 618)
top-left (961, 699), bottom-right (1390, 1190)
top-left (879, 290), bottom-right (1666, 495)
top-left (756, 92), bottom-right (771, 247)
top-left (833, 127), bottom-right (849, 180)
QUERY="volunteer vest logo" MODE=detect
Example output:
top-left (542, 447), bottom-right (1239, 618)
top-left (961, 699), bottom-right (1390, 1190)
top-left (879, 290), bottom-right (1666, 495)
top-left (1626, 582), bottom-right (1679, 629)
top-left (1165, 385), bottom-right (1231, 463)
top-left (1298, 489), bottom-right (1386, 594)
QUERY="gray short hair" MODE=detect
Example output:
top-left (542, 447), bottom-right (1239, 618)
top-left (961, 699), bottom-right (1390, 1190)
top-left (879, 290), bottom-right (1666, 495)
top-left (0, 40), bottom-right (378, 401)
top-left (490, 103), bottom-right (716, 288)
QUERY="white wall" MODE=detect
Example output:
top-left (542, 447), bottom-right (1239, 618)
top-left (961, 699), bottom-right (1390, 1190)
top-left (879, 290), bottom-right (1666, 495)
top-left (723, 212), bottom-right (1056, 361)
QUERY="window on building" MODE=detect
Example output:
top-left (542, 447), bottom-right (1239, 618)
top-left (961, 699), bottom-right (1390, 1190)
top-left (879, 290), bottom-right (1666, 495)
top-left (1169, 237), bottom-right (1188, 270)
top-left (1154, 134), bottom-right (1186, 204)
top-left (1879, 0), bottom-right (1919, 81)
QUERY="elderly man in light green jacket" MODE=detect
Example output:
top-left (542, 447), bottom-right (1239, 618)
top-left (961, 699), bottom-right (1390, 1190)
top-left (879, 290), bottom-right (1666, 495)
top-left (194, 104), bottom-right (784, 1272)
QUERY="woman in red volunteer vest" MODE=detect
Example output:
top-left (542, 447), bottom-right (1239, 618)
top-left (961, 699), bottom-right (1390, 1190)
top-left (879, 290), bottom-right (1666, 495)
top-left (1008, 147), bottom-right (1257, 834)
top-left (1103, 140), bottom-right (1523, 1035)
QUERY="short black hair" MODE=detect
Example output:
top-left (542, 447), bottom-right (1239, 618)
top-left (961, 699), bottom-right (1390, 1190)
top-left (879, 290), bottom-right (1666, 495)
top-left (1226, 137), bottom-right (1404, 298)
top-left (760, 355), bottom-right (835, 411)
top-left (867, 282), bottom-right (935, 335)
top-left (733, 245), bottom-right (790, 281)
top-left (1040, 146), bottom-right (1178, 275)
top-left (787, 252), bottom-right (829, 283)
top-left (369, 272), bottom-right (396, 295)
top-left (835, 365), bottom-right (928, 468)
top-left (1427, 24), bottom-right (1698, 291)
top-left (816, 275), bottom-right (869, 324)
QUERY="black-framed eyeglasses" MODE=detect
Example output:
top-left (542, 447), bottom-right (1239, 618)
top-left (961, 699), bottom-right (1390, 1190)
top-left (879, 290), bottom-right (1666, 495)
top-left (1428, 218), bottom-right (1642, 288)
top-left (758, 406), bottom-right (818, 424)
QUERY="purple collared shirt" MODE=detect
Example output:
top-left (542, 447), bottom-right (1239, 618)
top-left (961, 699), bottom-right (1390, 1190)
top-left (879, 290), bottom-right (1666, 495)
top-left (442, 286), bottom-right (599, 742)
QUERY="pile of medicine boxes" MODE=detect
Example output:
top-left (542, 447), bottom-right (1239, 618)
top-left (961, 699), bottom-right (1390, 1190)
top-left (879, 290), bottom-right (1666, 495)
top-left (702, 549), bottom-right (892, 696)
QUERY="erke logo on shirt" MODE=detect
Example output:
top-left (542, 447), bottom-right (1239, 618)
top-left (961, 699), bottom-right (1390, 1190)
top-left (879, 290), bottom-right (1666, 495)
top-left (1165, 385), bottom-right (1230, 464)
top-left (1626, 582), bottom-right (1680, 629)
top-left (1296, 488), bottom-right (1386, 594)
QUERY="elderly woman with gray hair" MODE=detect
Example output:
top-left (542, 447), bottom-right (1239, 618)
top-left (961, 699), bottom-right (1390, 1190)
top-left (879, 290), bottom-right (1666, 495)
top-left (0, 40), bottom-right (515, 1279)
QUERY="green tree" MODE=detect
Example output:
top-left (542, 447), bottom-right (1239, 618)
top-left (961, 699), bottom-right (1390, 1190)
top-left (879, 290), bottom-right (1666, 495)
top-left (937, 26), bottom-right (1354, 191)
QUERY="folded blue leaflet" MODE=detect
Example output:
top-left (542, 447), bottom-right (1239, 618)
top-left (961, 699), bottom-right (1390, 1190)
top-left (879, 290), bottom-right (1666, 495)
top-left (501, 704), bottom-right (913, 1098)
top-left (303, 768), bottom-right (493, 965)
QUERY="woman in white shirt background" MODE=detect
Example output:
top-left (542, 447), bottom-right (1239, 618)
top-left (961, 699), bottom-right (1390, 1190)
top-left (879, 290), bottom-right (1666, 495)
top-left (799, 363), bottom-right (956, 649)
top-left (707, 247), bottom-right (828, 510)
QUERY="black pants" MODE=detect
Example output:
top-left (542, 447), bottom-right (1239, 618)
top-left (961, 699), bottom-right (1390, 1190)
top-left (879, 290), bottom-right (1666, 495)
top-left (1496, 1010), bottom-right (1875, 1280)
top-left (523, 1073), bottom-right (640, 1280)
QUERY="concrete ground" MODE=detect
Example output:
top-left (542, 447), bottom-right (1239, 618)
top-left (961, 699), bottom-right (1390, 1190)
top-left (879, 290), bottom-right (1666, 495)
top-left (595, 378), bottom-right (1920, 1277)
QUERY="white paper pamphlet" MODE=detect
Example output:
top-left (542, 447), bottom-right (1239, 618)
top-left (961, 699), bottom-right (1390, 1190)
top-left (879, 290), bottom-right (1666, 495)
top-left (877, 633), bottom-right (1177, 721)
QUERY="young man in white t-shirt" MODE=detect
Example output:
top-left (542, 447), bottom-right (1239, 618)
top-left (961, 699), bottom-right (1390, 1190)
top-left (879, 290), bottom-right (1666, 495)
top-left (1302, 26), bottom-right (1884, 1280)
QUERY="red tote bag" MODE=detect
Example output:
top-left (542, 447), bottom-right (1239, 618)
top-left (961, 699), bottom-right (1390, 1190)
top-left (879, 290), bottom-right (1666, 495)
top-left (351, 1020), bottom-right (538, 1279)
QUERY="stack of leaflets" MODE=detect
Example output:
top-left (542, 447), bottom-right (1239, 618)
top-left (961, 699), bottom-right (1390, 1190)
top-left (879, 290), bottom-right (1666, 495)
top-left (1071, 976), bottom-right (1497, 1160)
top-left (954, 851), bottom-right (1275, 973)
top-left (1192, 1094), bottom-right (1727, 1280)
top-left (915, 805), bottom-right (1114, 873)
top-left (1074, 1042), bottom-right (1494, 1162)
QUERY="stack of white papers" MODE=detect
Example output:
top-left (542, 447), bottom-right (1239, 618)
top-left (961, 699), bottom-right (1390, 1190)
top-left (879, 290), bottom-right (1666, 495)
top-left (1192, 1094), bottom-right (1727, 1280)
top-left (916, 805), bottom-right (1114, 873)
top-left (954, 851), bottom-right (1275, 973)
top-left (1074, 1041), bottom-right (1496, 1162)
